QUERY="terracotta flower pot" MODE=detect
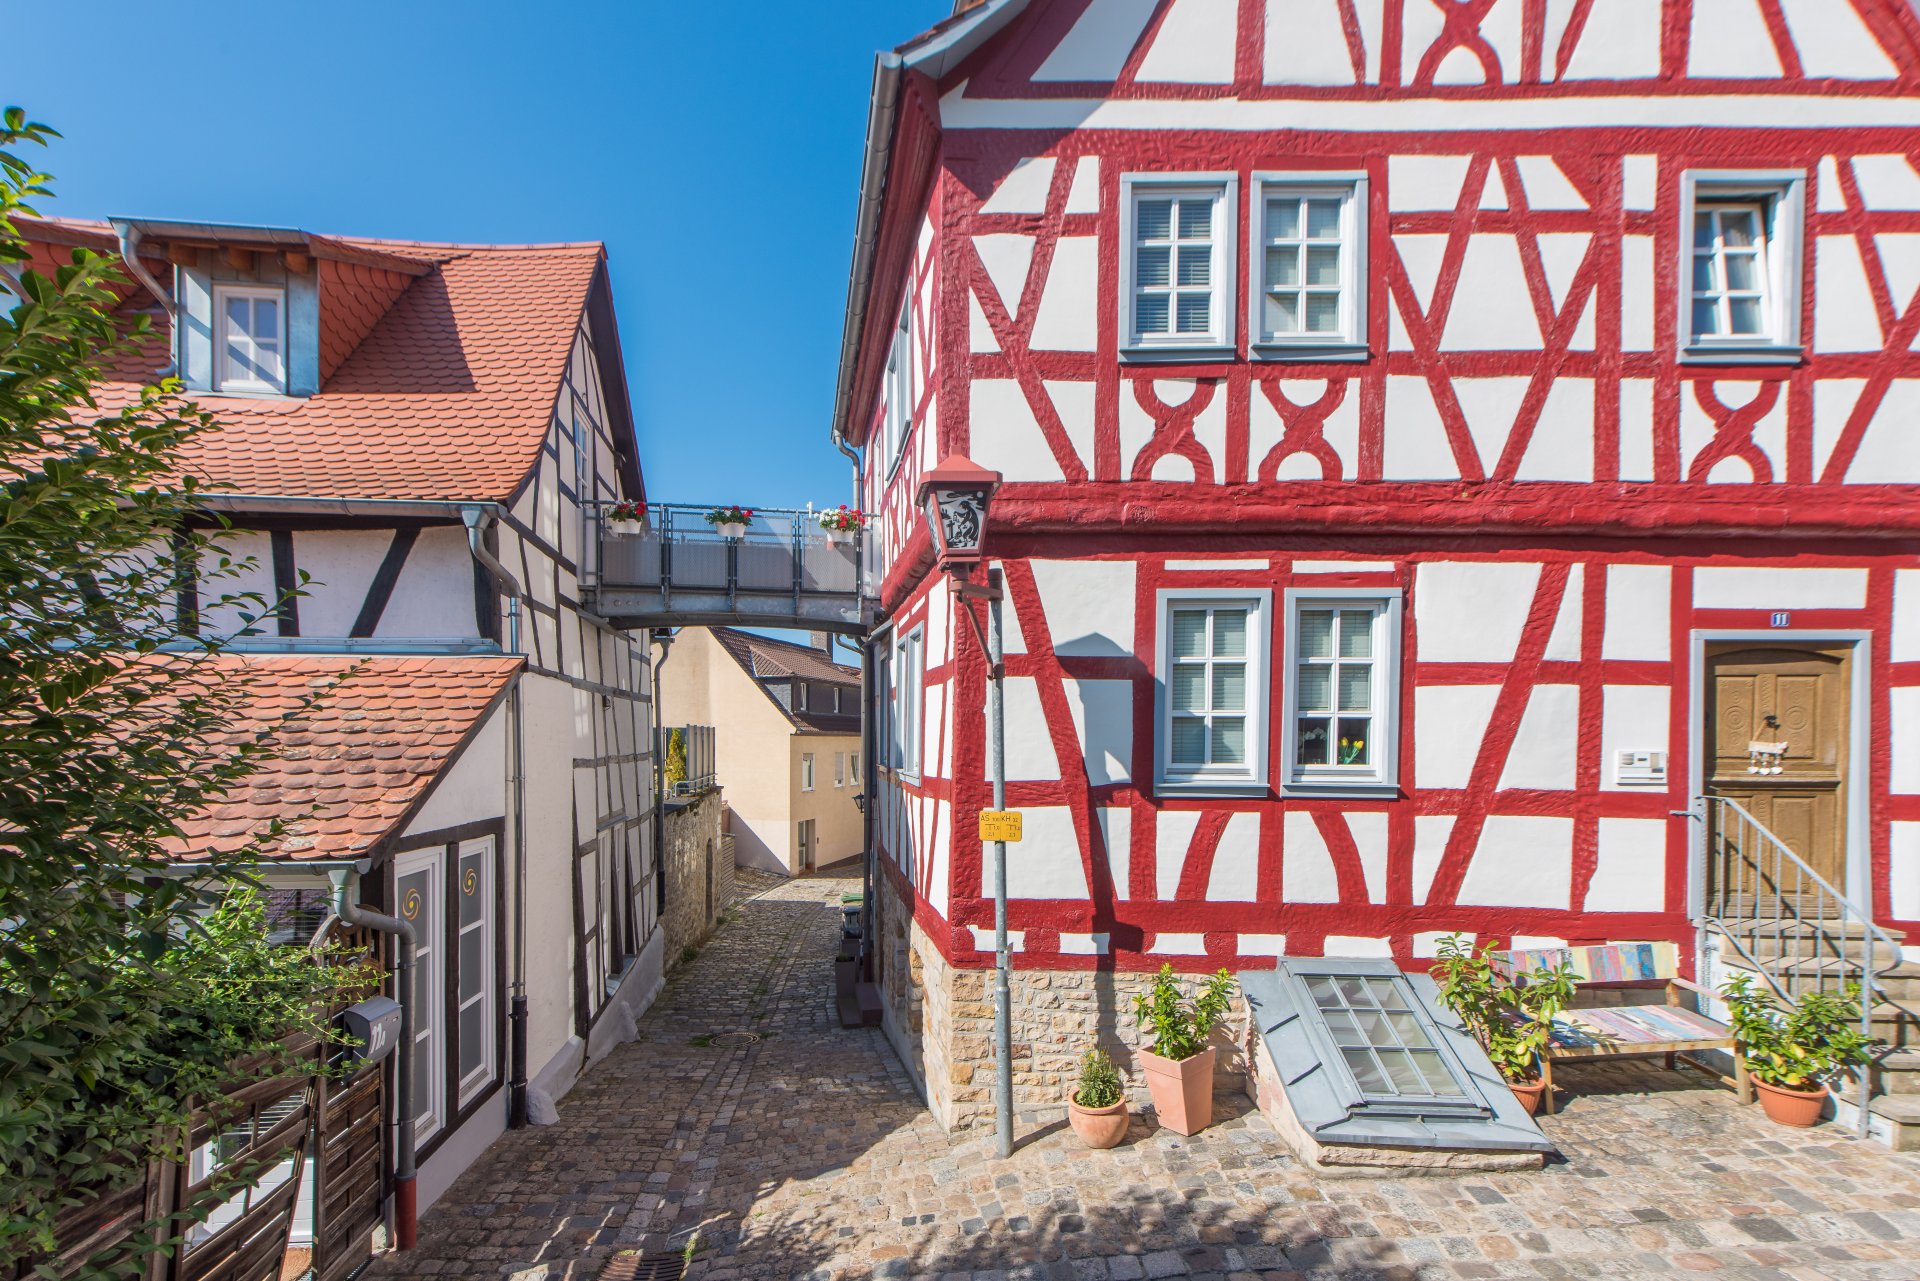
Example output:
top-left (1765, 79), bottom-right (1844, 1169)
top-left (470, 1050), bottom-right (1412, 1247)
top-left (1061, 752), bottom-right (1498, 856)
top-left (1137, 1044), bottom-right (1216, 1136)
top-left (1067, 1095), bottom-right (1130, 1149)
top-left (1508, 1077), bottom-right (1548, 1116)
top-left (1754, 1078), bottom-right (1829, 1128)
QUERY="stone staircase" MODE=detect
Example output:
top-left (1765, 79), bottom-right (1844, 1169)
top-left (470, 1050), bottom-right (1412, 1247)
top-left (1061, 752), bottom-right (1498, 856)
top-left (1697, 793), bottom-right (1920, 1150)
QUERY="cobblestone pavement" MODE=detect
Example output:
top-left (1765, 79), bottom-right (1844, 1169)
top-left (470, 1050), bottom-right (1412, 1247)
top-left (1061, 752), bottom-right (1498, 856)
top-left (376, 873), bottom-right (1920, 1281)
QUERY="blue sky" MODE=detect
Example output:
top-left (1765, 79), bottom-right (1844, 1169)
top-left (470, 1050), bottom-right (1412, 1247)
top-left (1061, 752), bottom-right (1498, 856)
top-left (11, 0), bottom-right (950, 511)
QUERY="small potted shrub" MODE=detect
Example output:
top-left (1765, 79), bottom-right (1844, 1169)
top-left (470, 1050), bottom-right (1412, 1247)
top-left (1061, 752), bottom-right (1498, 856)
top-left (605, 499), bottom-right (644, 537)
top-left (706, 505), bottom-right (753, 539)
top-left (1432, 934), bottom-right (1578, 1116)
top-left (1132, 964), bottom-right (1234, 1136)
top-left (1066, 1046), bottom-right (1128, 1148)
top-left (1722, 973), bottom-right (1872, 1128)
top-left (819, 505), bottom-right (865, 546)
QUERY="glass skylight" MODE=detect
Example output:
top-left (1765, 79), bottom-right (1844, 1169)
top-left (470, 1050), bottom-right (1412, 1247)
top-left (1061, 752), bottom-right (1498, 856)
top-left (1304, 972), bottom-right (1470, 1102)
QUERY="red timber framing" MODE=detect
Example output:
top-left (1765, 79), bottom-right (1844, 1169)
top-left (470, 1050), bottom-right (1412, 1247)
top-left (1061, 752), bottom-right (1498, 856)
top-left (850, 0), bottom-right (1920, 978)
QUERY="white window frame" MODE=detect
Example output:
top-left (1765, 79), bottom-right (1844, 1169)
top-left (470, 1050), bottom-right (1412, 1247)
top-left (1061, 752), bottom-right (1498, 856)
top-left (883, 296), bottom-right (914, 475)
top-left (1678, 170), bottom-right (1806, 364)
top-left (212, 283), bottom-right (287, 393)
top-left (801, 752), bottom-right (816, 792)
top-left (1249, 173), bottom-right (1369, 359)
top-left (834, 751), bottom-right (846, 787)
top-left (796, 682), bottom-right (809, 712)
top-left (395, 847), bottom-right (444, 1143)
top-left (1119, 174), bottom-right (1238, 359)
top-left (850, 750), bottom-right (861, 782)
top-left (1155, 589), bottom-right (1271, 795)
top-left (893, 626), bottom-right (924, 782)
top-left (1280, 588), bottom-right (1403, 796)
top-left (454, 837), bottom-right (496, 1107)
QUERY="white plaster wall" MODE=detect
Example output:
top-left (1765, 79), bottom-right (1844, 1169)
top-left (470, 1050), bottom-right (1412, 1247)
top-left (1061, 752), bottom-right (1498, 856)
top-left (376, 526), bottom-right (481, 638)
top-left (403, 705), bottom-right (507, 838)
top-left (290, 529), bottom-right (396, 637)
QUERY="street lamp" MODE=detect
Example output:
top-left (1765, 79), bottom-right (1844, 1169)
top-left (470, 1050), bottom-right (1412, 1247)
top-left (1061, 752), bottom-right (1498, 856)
top-left (916, 455), bottom-right (1014, 1158)
top-left (917, 455), bottom-right (1000, 579)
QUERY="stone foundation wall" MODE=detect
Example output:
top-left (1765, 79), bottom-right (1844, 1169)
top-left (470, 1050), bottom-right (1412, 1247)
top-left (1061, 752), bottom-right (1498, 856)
top-left (663, 789), bottom-right (731, 963)
top-left (874, 868), bottom-right (1249, 1131)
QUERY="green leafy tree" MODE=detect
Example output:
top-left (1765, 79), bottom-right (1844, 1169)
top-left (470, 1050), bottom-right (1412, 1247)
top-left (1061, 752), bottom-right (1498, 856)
top-left (665, 726), bottom-right (687, 790)
top-left (0, 111), bottom-right (356, 1277)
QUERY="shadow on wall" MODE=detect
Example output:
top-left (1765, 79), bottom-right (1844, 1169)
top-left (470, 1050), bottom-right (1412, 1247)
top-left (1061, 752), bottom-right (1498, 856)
top-left (729, 821), bottom-right (786, 875)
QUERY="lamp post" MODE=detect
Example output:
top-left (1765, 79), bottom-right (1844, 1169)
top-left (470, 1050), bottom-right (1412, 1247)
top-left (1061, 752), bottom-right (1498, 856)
top-left (916, 456), bottom-right (1013, 1158)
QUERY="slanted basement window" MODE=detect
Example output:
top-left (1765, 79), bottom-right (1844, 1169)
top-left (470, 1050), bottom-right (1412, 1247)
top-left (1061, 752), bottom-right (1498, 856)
top-left (1241, 958), bottom-right (1552, 1165)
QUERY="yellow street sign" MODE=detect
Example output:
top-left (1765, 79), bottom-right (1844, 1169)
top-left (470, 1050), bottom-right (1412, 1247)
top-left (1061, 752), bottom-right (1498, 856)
top-left (978, 810), bottom-right (1023, 842)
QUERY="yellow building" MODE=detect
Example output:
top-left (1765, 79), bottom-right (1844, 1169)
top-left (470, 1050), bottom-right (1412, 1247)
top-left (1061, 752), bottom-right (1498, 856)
top-left (658, 628), bottom-right (863, 876)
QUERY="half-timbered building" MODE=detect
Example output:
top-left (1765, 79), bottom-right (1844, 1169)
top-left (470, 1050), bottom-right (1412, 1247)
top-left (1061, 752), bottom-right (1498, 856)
top-left (834, 0), bottom-right (1920, 1138)
top-left (24, 214), bottom-right (673, 1219)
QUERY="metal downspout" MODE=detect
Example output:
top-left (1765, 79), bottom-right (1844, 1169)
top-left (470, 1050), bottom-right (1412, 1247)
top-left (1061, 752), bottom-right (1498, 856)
top-left (651, 632), bottom-right (676, 923)
top-left (112, 222), bottom-right (179, 378)
top-left (326, 869), bottom-right (418, 1250)
top-left (463, 508), bottom-right (530, 1129)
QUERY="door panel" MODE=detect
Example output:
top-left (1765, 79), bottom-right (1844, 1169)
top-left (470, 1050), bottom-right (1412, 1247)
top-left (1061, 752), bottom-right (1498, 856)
top-left (1704, 643), bottom-right (1850, 909)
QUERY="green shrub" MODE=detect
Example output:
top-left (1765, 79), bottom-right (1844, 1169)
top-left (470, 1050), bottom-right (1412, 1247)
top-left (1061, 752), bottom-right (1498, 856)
top-left (1072, 1046), bottom-right (1122, 1108)
top-left (1132, 964), bottom-right (1234, 1063)
top-left (1430, 934), bottom-right (1578, 1084)
top-left (1722, 973), bottom-right (1872, 1090)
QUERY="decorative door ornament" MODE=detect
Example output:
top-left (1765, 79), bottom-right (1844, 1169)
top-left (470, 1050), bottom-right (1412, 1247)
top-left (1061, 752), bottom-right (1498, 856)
top-left (1746, 740), bottom-right (1788, 775)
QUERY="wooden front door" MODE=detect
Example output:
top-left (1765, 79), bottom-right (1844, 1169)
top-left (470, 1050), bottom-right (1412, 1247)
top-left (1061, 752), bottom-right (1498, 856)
top-left (1704, 642), bottom-right (1851, 907)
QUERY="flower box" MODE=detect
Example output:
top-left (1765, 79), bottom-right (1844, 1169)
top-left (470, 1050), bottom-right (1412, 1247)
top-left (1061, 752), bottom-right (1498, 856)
top-left (607, 518), bottom-right (644, 538)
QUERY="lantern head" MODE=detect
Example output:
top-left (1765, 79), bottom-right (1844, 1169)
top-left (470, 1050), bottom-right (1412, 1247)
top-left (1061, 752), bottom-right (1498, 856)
top-left (916, 455), bottom-right (1001, 577)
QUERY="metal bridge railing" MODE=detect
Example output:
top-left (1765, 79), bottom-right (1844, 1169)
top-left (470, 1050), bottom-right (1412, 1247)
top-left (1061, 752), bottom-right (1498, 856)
top-left (1694, 793), bottom-right (1896, 1138)
top-left (586, 502), bottom-right (877, 619)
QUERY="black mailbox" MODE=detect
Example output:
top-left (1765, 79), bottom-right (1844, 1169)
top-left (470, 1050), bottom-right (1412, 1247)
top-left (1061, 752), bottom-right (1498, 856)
top-left (341, 995), bottom-right (402, 1066)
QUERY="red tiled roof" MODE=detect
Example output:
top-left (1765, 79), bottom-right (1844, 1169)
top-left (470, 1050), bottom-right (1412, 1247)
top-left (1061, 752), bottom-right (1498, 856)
top-left (17, 218), bottom-right (608, 504)
top-left (165, 654), bottom-right (521, 863)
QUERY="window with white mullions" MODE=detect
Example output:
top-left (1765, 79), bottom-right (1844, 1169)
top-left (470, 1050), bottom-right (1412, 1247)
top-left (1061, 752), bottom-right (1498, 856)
top-left (1262, 193), bottom-right (1347, 339)
top-left (1157, 590), bottom-right (1269, 793)
top-left (1122, 176), bottom-right (1234, 352)
top-left (1168, 605), bottom-right (1250, 771)
top-left (1292, 605), bottom-right (1379, 771)
top-left (213, 284), bottom-right (285, 393)
top-left (1135, 194), bottom-right (1216, 339)
top-left (395, 853), bottom-right (443, 1142)
top-left (1690, 202), bottom-right (1770, 340)
top-left (1678, 171), bottom-right (1805, 360)
top-left (1303, 971), bottom-right (1473, 1102)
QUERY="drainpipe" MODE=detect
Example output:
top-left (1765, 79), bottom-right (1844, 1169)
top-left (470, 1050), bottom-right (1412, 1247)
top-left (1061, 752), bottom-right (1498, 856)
top-left (651, 630), bottom-right (677, 921)
top-left (463, 507), bottom-right (530, 1130)
top-left (326, 868), bottom-right (418, 1250)
top-left (111, 222), bottom-right (179, 378)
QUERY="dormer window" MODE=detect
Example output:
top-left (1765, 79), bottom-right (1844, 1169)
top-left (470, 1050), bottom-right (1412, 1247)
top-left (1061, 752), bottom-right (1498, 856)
top-left (214, 285), bottom-right (286, 393)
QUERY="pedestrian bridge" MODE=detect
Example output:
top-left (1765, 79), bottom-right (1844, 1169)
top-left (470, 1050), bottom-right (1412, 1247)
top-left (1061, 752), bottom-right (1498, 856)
top-left (585, 503), bottom-right (878, 634)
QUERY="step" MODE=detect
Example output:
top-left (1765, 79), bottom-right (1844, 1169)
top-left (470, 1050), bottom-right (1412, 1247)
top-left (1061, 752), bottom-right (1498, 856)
top-left (1715, 917), bottom-right (1906, 943)
top-left (1870, 1051), bottom-right (1920, 1095)
top-left (1869, 1001), bottom-right (1920, 1048)
top-left (1870, 1094), bottom-right (1920, 1153)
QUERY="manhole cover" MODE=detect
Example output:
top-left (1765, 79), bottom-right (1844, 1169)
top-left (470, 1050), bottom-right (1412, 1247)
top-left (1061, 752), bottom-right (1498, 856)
top-left (596, 1251), bottom-right (685, 1281)
top-left (707, 1031), bottom-right (762, 1048)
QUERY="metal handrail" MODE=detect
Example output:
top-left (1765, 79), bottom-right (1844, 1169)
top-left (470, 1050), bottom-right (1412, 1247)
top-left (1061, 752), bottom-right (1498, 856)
top-left (1693, 793), bottom-right (1895, 1139)
top-left (583, 500), bottom-right (876, 607)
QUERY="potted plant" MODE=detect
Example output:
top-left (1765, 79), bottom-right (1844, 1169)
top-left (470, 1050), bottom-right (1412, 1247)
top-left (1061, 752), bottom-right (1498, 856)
top-left (1066, 1046), bottom-right (1129, 1148)
top-left (605, 499), bottom-right (644, 537)
top-left (706, 505), bottom-right (753, 540)
top-left (1722, 973), bottom-right (1872, 1127)
top-left (1432, 934), bottom-right (1578, 1116)
top-left (1132, 964), bottom-right (1234, 1136)
top-left (819, 504), bottom-right (865, 546)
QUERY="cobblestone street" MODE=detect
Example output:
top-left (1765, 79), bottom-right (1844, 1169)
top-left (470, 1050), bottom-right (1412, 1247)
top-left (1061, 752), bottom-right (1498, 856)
top-left (375, 872), bottom-right (1920, 1281)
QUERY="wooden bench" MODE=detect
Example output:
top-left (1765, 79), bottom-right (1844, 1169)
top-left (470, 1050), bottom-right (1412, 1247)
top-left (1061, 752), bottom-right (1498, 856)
top-left (1491, 941), bottom-right (1747, 1115)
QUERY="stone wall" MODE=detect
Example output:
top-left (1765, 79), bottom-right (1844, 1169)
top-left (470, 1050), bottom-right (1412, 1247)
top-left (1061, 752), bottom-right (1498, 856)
top-left (875, 868), bottom-right (1248, 1131)
top-left (662, 788), bottom-right (731, 963)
